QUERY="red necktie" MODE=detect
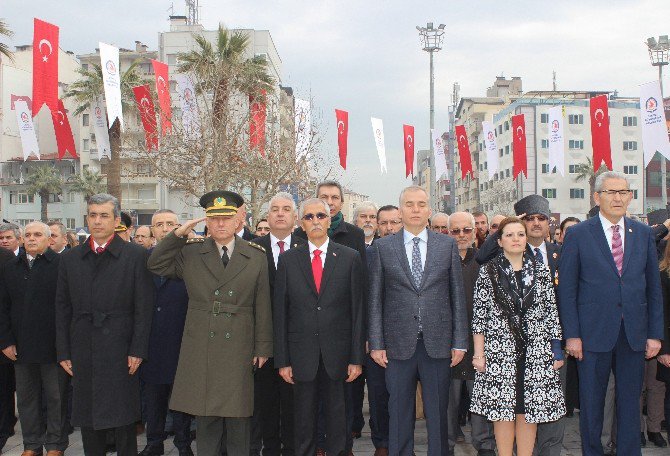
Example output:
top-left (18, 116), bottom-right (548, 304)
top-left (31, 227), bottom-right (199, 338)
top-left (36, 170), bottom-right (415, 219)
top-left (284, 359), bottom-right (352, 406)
top-left (611, 225), bottom-right (623, 275)
top-left (277, 240), bottom-right (285, 254)
top-left (95, 246), bottom-right (105, 255)
top-left (312, 249), bottom-right (323, 293)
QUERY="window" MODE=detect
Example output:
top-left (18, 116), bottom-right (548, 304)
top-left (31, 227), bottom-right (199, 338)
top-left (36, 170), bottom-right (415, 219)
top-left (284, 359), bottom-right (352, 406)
top-left (568, 114), bottom-right (584, 125)
top-left (136, 164), bottom-right (152, 174)
top-left (9, 191), bottom-right (34, 204)
top-left (66, 192), bottom-right (76, 203)
top-left (480, 184), bottom-right (484, 191)
top-left (541, 139), bottom-right (549, 149)
top-left (167, 54), bottom-right (178, 65)
top-left (505, 145), bottom-right (510, 155)
top-left (506, 169), bottom-right (510, 178)
top-left (569, 164), bottom-right (578, 174)
top-left (16, 219), bottom-right (35, 227)
top-left (540, 113), bottom-right (549, 123)
top-left (499, 148), bottom-right (503, 157)
top-left (623, 141), bottom-right (638, 151)
top-left (633, 190), bottom-right (638, 199)
top-left (498, 125), bottom-right (503, 134)
top-left (623, 116), bottom-right (637, 127)
top-left (623, 165), bottom-right (638, 174)
top-left (542, 188), bottom-right (557, 199)
top-left (81, 63), bottom-right (88, 71)
top-left (47, 193), bottom-right (60, 203)
top-left (504, 121), bottom-right (509, 131)
top-left (542, 164), bottom-right (550, 174)
top-left (138, 187), bottom-right (156, 200)
top-left (569, 140), bottom-right (584, 149)
top-left (499, 171), bottom-right (504, 179)
top-left (82, 113), bottom-right (89, 126)
top-left (66, 218), bottom-right (76, 229)
top-left (82, 139), bottom-right (89, 152)
top-left (570, 188), bottom-right (585, 199)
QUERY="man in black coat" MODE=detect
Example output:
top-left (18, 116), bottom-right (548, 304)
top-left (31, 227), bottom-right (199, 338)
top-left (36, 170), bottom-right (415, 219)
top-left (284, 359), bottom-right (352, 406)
top-left (250, 192), bottom-right (306, 456)
top-left (274, 198), bottom-right (365, 456)
top-left (0, 222), bottom-right (68, 456)
top-left (139, 209), bottom-right (193, 456)
top-left (55, 193), bottom-right (154, 456)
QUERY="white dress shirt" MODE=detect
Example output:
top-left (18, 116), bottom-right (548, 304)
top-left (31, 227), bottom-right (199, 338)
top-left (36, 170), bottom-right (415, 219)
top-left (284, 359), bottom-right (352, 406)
top-left (529, 241), bottom-right (548, 268)
top-left (598, 212), bottom-right (625, 253)
top-left (92, 238), bottom-right (111, 251)
top-left (215, 238), bottom-right (236, 258)
top-left (270, 233), bottom-right (292, 268)
top-left (308, 238), bottom-right (329, 268)
top-left (403, 228), bottom-right (428, 270)
top-left (13, 247), bottom-right (19, 256)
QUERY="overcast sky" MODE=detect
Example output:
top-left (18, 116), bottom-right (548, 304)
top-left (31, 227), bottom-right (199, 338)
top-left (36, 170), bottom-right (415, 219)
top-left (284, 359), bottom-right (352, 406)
top-left (3, 1), bottom-right (670, 205)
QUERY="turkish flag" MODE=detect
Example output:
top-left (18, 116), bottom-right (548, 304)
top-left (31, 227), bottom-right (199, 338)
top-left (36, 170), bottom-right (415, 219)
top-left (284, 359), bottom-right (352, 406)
top-left (249, 90), bottom-right (266, 157)
top-left (132, 85), bottom-right (158, 150)
top-left (512, 114), bottom-right (528, 179)
top-left (455, 124), bottom-right (473, 178)
top-left (51, 99), bottom-right (77, 159)
top-left (32, 18), bottom-right (59, 116)
top-left (151, 60), bottom-right (172, 135)
top-left (403, 124), bottom-right (415, 177)
top-left (335, 109), bottom-right (348, 169)
top-left (590, 94), bottom-right (613, 170)
top-left (11, 95), bottom-right (32, 111)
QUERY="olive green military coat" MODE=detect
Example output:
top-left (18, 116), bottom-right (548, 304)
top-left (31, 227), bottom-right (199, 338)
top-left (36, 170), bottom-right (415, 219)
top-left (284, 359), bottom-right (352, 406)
top-left (147, 231), bottom-right (272, 417)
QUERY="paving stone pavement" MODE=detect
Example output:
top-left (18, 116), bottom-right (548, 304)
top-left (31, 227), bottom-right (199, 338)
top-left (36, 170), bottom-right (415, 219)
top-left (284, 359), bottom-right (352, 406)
top-left (3, 410), bottom-right (670, 455)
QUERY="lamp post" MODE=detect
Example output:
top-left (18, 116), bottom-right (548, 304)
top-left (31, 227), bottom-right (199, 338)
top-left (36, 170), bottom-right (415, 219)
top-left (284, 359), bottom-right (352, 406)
top-left (646, 35), bottom-right (670, 208)
top-left (416, 22), bottom-right (445, 151)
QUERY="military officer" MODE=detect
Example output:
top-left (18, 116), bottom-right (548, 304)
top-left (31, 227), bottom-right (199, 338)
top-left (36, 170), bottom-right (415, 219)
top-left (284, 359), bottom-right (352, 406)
top-left (116, 212), bottom-right (134, 242)
top-left (147, 190), bottom-right (273, 456)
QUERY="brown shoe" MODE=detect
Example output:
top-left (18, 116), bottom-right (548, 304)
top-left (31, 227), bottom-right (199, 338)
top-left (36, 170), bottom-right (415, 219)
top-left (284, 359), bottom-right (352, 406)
top-left (46, 451), bottom-right (64, 456)
top-left (316, 449), bottom-right (326, 456)
top-left (373, 449), bottom-right (389, 456)
top-left (21, 451), bottom-right (42, 456)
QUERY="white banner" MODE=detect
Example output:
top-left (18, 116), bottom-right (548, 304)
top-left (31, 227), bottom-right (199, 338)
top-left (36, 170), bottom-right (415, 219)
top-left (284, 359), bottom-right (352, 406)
top-left (481, 121), bottom-right (498, 180)
top-left (91, 101), bottom-right (111, 160)
top-left (99, 42), bottom-right (124, 130)
top-left (548, 106), bottom-right (565, 176)
top-left (294, 98), bottom-right (311, 159)
top-left (640, 80), bottom-right (670, 167)
top-left (174, 74), bottom-right (200, 140)
top-left (431, 129), bottom-right (448, 181)
top-left (371, 117), bottom-right (387, 173)
top-left (14, 100), bottom-right (40, 160)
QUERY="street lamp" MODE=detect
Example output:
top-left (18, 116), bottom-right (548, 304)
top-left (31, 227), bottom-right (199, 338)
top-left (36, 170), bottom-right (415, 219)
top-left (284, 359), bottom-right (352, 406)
top-left (646, 35), bottom-right (670, 208)
top-left (416, 22), bottom-right (445, 150)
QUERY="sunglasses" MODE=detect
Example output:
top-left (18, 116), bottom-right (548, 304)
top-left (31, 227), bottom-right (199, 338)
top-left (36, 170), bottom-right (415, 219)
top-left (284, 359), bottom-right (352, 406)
top-left (523, 215), bottom-right (548, 222)
top-left (302, 212), bottom-right (329, 221)
top-left (450, 227), bottom-right (474, 235)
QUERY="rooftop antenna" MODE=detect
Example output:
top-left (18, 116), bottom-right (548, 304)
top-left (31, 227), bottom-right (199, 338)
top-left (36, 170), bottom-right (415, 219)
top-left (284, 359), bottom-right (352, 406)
top-left (552, 70), bottom-right (557, 91)
top-left (185, 0), bottom-right (199, 24)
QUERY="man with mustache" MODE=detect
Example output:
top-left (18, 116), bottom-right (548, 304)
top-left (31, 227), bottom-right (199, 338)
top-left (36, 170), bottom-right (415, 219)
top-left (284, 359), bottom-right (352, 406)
top-left (354, 201), bottom-right (379, 247)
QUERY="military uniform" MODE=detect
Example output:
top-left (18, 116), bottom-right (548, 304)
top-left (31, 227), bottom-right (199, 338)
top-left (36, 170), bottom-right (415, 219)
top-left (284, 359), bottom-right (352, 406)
top-left (146, 191), bottom-right (272, 456)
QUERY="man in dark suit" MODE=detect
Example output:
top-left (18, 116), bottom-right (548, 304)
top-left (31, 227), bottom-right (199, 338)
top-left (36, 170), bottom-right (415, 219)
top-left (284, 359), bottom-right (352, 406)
top-left (274, 197), bottom-right (365, 456)
top-left (251, 192), bottom-right (306, 456)
top-left (559, 171), bottom-right (664, 456)
top-left (368, 185), bottom-right (468, 456)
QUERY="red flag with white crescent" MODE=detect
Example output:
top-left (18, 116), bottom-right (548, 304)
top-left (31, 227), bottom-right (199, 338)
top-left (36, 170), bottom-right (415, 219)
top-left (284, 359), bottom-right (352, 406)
top-left (590, 94), bottom-right (613, 171)
top-left (335, 109), bottom-right (348, 169)
top-left (512, 114), bottom-right (528, 179)
top-left (132, 85), bottom-right (158, 150)
top-left (32, 18), bottom-right (59, 116)
top-left (51, 99), bottom-right (78, 159)
top-left (403, 124), bottom-right (415, 177)
top-left (151, 59), bottom-right (172, 135)
top-left (249, 90), bottom-right (267, 157)
top-left (454, 124), bottom-right (473, 178)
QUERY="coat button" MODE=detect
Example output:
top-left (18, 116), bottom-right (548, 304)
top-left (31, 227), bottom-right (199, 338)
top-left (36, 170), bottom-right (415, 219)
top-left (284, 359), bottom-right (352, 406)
top-left (228, 290), bottom-right (234, 296)
top-left (157, 307), bottom-right (161, 312)
top-left (209, 331), bottom-right (215, 338)
top-left (317, 306), bottom-right (321, 311)
top-left (315, 333), bottom-right (319, 336)
top-left (226, 313), bottom-right (232, 318)
top-left (225, 333), bottom-right (231, 339)
top-left (215, 290), bottom-right (220, 296)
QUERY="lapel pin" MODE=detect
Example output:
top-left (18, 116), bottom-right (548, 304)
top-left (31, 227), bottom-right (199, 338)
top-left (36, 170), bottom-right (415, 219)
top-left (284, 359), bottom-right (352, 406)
top-left (628, 228), bottom-right (632, 233)
top-left (333, 252), bottom-right (337, 256)
top-left (293, 243), bottom-right (298, 248)
top-left (552, 252), bottom-right (558, 259)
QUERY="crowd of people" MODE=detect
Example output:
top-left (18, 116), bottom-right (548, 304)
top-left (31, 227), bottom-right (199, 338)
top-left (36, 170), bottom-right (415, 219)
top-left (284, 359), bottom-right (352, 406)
top-left (0, 171), bottom-right (668, 456)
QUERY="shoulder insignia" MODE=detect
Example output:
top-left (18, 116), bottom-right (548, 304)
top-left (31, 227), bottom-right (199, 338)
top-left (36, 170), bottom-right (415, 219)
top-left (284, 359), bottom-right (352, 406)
top-left (186, 238), bottom-right (205, 244)
top-left (248, 241), bottom-right (266, 253)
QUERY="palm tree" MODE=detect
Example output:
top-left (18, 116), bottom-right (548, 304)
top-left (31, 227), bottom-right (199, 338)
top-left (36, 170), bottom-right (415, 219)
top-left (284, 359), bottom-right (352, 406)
top-left (25, 164), bottom-right (63, 222)
top-left (574, 157), bottom-right (608, 208)
top-left (0, 18), bottom-right (14, 62)
top-left (69, 167), bottom-right (106, 203)
top-left (64, 61), bottom-right (143, 201)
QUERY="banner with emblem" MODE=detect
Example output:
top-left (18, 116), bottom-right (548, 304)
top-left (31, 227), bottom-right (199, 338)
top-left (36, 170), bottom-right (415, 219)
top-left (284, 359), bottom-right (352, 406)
top-left (99, 42), bottom-right (124, 130)
top-left (640, 80), bottom-right (670, 167)
top-left (431, 129), bottom-right (448, 181)
top-left (132, 85), bottom-right (158, 150)
top-left (481, 121), bottom-right (498, 180)
top-left (14, 100), bottom-right (40, 160)
top-left (32, 18), bottom-right (59, 116)
top-left (295, 98), bottom-right (311, 160)
top-left (174, 74), bottom-right (199, 140)
top-left (91, 101), bottom-right (111, 160)
top-left (51, 99), bottom-right (78, 159)
top-left (151, 59), bottom-right (172, 135)
top-left (547, 106), bottom-right (565, 176)
top-left (370, 117), bottom-right (387, 174)
top-left (403, 124), bottom-right (415, 178)
top-left (335, 109), bottom-right (348, 169)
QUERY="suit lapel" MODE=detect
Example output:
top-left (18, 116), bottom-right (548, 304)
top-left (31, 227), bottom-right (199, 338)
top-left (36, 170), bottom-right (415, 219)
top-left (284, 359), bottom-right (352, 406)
top-left (545, 241), bottom-right (558, 278)
top-left (219, 237), bottom-right (249, 287)
top-left (622, 218), bottom-right (634, 276)
top-left (296, 244), bottom-right (318, 296)
top-left (587, 217), bottom-right (619, 276)
top-left (200, 238), bottom-right (227, 284)
top-left (394, 229), bottom-right (418, 292)
top-left (420, 231), bottom-right (436, 289)
top-left (318, 242), bottom-right (339, 299)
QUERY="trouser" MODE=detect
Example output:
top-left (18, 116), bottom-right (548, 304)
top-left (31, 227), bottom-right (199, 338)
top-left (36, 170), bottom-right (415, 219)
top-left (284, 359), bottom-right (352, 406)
top-left (294, 358), bottom-right (347, 456)
top-left (534, 359), bottom-right (567, 456)
top-left (143, 382), bottom-right (192, 451)
top-left (641, 358), bottom-right (666, 433)
top-left (0, 363), bottom-right (16, 450)
top-left (196, 416), bottom-right (250, 456)
top-left (14, 363), bottom-right (69, 452)
top-left (316, 379), bottom-right (352, 452)
top-left (447, 379), bottom-right (495, 454)
top-left (81, 423), bottom-right (137, 456)
top-left (565, 357), bottom-right (580, 412)
top-left (365, 353), bottom-right (389, 449)
top-left (349, 369), bottom-right (365, 434)
top-left (386, 338), bottom-right (451, 456)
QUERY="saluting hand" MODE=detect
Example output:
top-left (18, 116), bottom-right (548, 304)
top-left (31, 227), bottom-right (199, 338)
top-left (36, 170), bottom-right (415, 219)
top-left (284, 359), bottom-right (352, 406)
top-left (128, 356), bottom-right (143, 375)
top-left (174, 217), bottom-right (206, 238)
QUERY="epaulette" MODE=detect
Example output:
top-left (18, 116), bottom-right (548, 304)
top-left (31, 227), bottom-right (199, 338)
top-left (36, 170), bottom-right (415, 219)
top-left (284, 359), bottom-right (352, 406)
top-left (248, 241), bottom-right (266, 253)
top-left (186, 237), bottom-right (205, 244)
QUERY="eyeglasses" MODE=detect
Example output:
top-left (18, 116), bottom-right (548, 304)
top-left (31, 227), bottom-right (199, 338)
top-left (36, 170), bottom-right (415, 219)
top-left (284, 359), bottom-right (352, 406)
top-left (523, 215), bottom-right (548, 222)
top-left (152, 222), bottom-right (180, 229)
top-left (450, 227), bottom-right (474, 235)
top-left (302, 212), bottom-right (329, 221)
top-left (378, 220), bottom-right (402, 226)
top-left (598, 189), bottom-right (632, 197)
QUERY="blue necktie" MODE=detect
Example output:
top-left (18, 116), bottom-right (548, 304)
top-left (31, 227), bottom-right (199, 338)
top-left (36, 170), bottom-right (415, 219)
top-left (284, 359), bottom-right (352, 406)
top-left (411, 237), bottom-right (423, 288)
top-left (534, 247), bottom-right (544, 265)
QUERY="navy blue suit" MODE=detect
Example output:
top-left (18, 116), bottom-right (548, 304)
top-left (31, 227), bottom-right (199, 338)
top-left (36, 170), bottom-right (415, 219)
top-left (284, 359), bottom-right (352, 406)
top-left (558, 215), bottom-right (664, 456)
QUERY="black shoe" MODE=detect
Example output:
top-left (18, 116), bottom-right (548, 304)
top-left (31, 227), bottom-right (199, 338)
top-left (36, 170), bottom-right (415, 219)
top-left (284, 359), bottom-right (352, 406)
top-left (139, 445), bottom-right (164, 456)
top-left (478, 450), bottom-right (496, 456)
top-left (641, 432), bottom-right (647, 447)
top-left (648, 432), bottom-right (668, 447)
top-left (178, 448), bottom-right (194, 456)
